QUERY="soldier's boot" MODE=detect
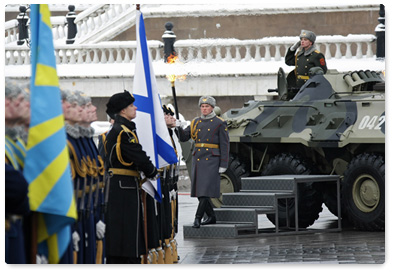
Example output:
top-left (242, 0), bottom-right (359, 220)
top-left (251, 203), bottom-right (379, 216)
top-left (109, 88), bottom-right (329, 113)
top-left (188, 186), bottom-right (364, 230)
top-left (141, 254), bottom-right (148, 264)
top-left (164, 239), bottom-right (173, 264)
top-left (156, 247), bottom-right (165, 264)
top-left (193, 198), bottom-right (207, 228)
top-left (170, 239), bottom-right (178, 263)
top-left (201, 200), bottom-right (216, 225)
top-left (150, 249), bottom-right (158, 264)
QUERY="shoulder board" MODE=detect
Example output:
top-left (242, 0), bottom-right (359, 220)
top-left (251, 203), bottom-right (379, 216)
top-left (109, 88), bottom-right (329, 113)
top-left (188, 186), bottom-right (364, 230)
top-left (314, 50), bottom-right (321, 54)
top-left (216, 116), bottom-right (225, 122)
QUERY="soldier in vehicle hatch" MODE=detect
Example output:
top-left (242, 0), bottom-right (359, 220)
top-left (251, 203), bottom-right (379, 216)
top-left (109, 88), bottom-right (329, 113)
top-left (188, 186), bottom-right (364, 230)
top-left (285, 29), bottom-right (327, 88)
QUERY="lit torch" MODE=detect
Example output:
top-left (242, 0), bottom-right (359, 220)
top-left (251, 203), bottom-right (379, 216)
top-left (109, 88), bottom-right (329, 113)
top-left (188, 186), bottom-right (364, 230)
top-left (166, 54), bottom-right (186, 119)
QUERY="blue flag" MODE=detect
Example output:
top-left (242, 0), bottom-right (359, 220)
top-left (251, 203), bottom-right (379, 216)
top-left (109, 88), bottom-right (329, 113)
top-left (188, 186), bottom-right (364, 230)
top-left (133, 10), bottom-right (178, 202)
top-left (23, 4), bottom-right (77, 263)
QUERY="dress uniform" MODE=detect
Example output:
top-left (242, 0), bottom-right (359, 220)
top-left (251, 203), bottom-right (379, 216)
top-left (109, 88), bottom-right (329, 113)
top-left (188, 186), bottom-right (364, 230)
top-left (285, 29), bottom-right (327, 88)
top-left (5, 79), bottom-right (30, 264)
top-left (104, 91), bottom-right (158, 264)
top-left (177, 96), bottom-right (230, 228)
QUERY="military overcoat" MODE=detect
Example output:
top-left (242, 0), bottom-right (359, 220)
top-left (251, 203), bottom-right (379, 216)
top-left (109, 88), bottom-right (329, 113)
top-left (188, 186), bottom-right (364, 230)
top-left (104, 115), bottom-right (157, 259)
top-left (177, 114), bottom-right (229, 198)
top-left (285, 45), bottom-right (327, 88)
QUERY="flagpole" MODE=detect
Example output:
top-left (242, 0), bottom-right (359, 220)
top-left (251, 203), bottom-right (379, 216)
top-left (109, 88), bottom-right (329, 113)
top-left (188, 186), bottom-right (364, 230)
top-left (30, 212), bottom-right (38, 263)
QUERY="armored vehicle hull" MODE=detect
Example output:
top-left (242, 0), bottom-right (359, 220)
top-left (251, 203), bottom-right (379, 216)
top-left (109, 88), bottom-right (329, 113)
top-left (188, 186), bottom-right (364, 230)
top-left (220, 69), bottom-right (385, 231)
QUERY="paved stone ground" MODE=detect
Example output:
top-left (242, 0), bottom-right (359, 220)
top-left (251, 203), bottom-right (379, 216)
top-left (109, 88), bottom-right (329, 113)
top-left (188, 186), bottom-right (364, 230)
top-left (174, 192), bottom-right (385, 264)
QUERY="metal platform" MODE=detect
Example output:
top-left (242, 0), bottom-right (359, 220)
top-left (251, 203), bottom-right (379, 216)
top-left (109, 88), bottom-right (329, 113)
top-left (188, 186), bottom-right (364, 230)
top-left (183, 174), bottom-right (341, 239)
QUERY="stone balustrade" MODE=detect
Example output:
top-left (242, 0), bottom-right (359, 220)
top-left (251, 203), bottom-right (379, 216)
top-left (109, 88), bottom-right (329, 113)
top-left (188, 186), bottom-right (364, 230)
top-left (5, 34), bottom-right (376, 66)
top-left (5, 16), bottom-right (68, 44)
top-left (174, 35), bottom-right (376, 63)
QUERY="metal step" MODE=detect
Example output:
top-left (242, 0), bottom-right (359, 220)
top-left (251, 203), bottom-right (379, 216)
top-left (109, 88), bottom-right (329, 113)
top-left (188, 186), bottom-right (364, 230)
top-left (214, 207), bottom-right (275, 224)
top-left (183, 223), bottom-right (257, 238)
top-left (222, 192), bottom-right (293, 207)
top-left (241, 175), bottom-right (296, 191)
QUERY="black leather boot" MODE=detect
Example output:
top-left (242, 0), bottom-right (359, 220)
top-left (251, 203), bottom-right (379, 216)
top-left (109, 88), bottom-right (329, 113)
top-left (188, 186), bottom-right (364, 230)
top-left (201, 202), bottom-right (216, 225)
top-left (192, 217), bottom-right (201, 228)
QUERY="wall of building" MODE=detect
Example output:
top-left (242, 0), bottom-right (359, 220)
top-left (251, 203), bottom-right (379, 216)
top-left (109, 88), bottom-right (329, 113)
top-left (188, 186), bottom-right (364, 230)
top-left (113, 10), bottom-right (380, 42)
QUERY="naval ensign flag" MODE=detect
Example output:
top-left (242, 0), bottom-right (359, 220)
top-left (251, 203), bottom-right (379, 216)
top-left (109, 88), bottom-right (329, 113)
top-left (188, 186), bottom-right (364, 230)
top-left (133, 9), bottom-right (178, 202)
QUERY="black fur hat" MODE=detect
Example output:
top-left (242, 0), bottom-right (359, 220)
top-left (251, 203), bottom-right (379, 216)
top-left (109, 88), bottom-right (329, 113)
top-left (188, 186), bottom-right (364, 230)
top-left (106, 90), bottom-right (135, 117)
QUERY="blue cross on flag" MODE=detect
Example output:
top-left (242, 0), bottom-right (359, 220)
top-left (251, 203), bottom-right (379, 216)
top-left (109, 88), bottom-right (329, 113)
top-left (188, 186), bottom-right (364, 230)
top-left (133, 9), bottom-right (178, 202)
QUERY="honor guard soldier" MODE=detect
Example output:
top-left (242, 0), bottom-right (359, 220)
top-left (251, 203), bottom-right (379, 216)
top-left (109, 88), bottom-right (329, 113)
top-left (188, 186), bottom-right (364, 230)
top-left (176, 96), bottom-right (230, 228)
top-left (5, 78), bottom-right (31, 264)
top-left (285, 29), bottom-right (327, 89)
top-left (75, 91), bottom-right (106, 264)
top-left (61, 90), bottom-right (85, 263)
top-left (104, 90), bottom-right (158, 264)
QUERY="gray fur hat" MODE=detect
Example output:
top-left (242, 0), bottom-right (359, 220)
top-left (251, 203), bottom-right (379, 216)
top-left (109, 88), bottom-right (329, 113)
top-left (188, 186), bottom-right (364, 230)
top-left (5, 78), bottom-right (24, 99)
top-left (74, 90), bottom-right (91, 106)
top-left (60, 89), bottom-right (78, 104)
top-left (300, 29), bottom-right (316, 43)
top-left (198, 96), bottom-right (216, 108)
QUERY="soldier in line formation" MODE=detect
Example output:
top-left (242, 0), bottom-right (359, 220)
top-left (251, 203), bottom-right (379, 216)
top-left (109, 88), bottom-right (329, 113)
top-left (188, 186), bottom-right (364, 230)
top-left (5, 80), bottom-right (180, 264)
top-left (101, 91), bottom-right (179, 264)
top-left (5, 78), bottom-right (31, 264)
top-left (61, 89), bottom-right (106, 264)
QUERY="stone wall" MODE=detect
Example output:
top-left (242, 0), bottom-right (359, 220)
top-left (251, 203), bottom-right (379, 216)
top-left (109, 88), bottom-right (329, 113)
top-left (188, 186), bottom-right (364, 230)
top-left (113, 10), bottom-right (380, 42)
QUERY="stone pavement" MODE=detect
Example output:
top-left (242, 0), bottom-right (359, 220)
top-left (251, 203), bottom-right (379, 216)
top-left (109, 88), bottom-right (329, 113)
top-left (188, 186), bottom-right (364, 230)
top-left (173, 192), bottom-right (385, 264)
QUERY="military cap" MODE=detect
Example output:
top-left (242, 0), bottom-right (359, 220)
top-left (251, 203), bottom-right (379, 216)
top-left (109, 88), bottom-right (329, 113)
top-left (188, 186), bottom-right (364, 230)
top-left (198, 96), bottom-right (216, 108)
top-left (60, 89), bottom-right (78, 103)
top-left (5, 78), bottom-right (24, 99)
top-left (106, 90), bottom-right (135, 117)
top-left (162, 105), bottom-right (175, 116)
top-left (300, 29), bottom-right (316, 43)
top-left (73, 90), bottom-right (91, 106)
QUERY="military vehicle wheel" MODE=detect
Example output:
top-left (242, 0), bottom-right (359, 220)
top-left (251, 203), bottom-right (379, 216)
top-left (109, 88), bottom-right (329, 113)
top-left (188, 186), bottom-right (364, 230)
top-left (210, 154), bottom-right (248, 208)
top-left (262, 153), bottom-right (323, 228)
top-left (342, 153), bottom-right (385, 231)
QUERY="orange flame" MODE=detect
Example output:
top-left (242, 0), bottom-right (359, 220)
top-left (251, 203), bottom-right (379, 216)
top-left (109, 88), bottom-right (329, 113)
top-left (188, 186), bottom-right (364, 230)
top-left (166, 54), bottom-right (186, 83)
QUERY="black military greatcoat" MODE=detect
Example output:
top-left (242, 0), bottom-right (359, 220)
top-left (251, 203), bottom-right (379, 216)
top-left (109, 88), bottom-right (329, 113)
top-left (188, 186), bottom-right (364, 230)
top-left (104, 115), bottom-right (157, 259)
top-left (285, 45), bottom-right (327, 88)
top-left (177, 112), bottom-right (229, 198)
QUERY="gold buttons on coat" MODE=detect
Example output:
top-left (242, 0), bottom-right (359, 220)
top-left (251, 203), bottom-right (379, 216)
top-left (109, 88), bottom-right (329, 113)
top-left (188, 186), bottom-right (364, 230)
top-left (208, 129), bottom-right (210, 131)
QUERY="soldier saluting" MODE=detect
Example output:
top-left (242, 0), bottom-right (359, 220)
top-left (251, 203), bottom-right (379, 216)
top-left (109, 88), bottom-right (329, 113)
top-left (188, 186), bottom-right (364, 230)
top-left (285, 29), bottom-right (327, 88)
top-left (176, 96), bottom-right (229, 228)
top-left (104, 90), bottom-right (158, 264)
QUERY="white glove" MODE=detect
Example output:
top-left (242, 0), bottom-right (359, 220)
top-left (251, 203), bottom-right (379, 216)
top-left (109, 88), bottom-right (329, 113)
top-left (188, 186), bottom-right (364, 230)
top-left (36, 254), bottom-right (48, 264)
top-left (219, 167), bottom-right (227, 174)
top-left (96, 220), bottom-right (106, 240)
top-left (290, 40), bottom-right (301, 51)
top-left (72, 231), bottom-right (80, 252)
top-left (175, 119), bottom-right (182, 127)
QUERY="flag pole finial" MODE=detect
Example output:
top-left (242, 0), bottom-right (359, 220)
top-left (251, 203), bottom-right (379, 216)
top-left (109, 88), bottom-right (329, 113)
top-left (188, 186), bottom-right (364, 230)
top-left (136, 4), bottom-right (140, 10)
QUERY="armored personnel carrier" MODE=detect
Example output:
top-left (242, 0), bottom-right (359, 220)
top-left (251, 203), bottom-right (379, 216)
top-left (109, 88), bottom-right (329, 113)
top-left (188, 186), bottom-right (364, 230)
top-left (218, 68), bottom-right (385, 231)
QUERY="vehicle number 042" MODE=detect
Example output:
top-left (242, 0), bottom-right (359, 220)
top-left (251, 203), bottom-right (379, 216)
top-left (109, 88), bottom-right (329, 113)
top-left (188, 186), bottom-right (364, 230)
top-left (358, 115), bottom-right (385, 130)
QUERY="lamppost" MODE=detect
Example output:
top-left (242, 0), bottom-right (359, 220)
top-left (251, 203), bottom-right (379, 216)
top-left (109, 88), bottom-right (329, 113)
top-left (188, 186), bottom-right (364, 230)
top-left (375, 4), bottom-right (385, 60)
top-left (66, 5), bottom-right (77, 44)
top-left (17, 5), bottom-right (29, 45)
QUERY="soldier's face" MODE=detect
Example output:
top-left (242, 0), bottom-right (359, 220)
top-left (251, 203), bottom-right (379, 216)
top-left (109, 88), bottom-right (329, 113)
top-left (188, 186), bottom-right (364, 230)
top-left (301, 38), bottom-right (312, 49)
top-left (200, 104), bottom-right (214, 116)
top-left (121, 103), bottom-right (137, 120)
